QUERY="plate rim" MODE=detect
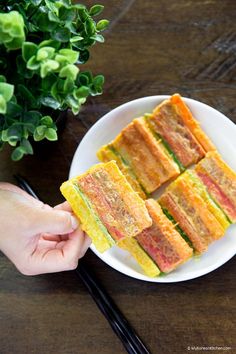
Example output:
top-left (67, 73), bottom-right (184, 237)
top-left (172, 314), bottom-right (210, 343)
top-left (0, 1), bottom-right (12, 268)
top-left (69, 95), bottom-right (236, 283)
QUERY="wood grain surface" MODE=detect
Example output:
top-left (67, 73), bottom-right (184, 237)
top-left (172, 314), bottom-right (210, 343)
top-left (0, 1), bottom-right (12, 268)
top-left (0, 1), bottom-right (236, 353)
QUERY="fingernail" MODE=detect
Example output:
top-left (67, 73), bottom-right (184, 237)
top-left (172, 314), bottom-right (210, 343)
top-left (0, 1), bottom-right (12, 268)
top-left (71, 216), bottom-right (79, 229)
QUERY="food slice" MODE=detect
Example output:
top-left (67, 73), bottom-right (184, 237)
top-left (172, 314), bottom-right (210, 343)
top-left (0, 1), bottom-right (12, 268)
top-left (98, 117), bottom-right (180, 194)
top-left (159, 172), bottom-right (225, 254)
top-left (60, 179), bottom-right (113, 253)
top-left (97, 144), bottom-right (147, 199)
top-left (119, 237), bottom-right (161, 277)
top-left (185, 170), bottom-right (230, 230)
top-left (147, 93), bottom-right (215, 167)
top-left (195, 151), bottom-right (236, 222)
top-left (60, 161), bottom-right (152, 253)
top-left (119, 199), bottom-right (193, 275)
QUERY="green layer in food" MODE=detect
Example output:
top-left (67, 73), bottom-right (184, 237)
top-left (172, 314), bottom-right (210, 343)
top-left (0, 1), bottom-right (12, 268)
top-left (108, 145), bottom-right (151, 197)
top-left (144, 114), bottom-right (185, 172)
top-left (161, 207), bottom-right (194, 249)
top-left (73, 183), bottom-right (115, 246)
top-left (187, 170), bottom-right (232, 227)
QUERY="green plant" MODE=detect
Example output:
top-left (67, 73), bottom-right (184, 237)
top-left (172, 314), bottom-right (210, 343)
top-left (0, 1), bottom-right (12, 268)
top-left (0, 1), bottom-right (109, 160)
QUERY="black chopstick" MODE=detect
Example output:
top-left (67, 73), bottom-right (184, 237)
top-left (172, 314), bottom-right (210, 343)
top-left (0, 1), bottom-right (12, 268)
top-left (76, 263), bottom-right (140, 354)
top-left (76, 263), bottom-right (150, 354)
top-left (14, 174), bottom-right (151, 354)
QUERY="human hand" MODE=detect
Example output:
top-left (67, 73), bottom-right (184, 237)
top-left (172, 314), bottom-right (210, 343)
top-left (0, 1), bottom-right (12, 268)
top-left (0, 183), bottom-right (91, 275)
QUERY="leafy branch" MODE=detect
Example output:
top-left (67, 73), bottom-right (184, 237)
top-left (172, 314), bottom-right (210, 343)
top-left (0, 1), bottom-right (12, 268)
top-left (0, 0), bottom-right (109, 160)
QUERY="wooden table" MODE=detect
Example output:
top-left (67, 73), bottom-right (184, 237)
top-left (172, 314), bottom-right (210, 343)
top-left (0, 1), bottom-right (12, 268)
top-left (0, 1), bottom-right (235, 353)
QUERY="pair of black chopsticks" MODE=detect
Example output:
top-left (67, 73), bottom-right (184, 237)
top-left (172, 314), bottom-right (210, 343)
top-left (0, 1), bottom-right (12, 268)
top-left (14, 174), bottom-right (151, 354)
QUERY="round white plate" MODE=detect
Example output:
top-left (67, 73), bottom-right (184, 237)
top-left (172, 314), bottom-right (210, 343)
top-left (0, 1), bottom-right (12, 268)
top-left (69, 95), bottom-right (236, 282)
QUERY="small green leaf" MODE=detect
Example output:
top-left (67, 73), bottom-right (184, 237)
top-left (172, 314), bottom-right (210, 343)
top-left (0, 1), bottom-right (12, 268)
top-left (40, 60), bottom-right (60, 78)
top-left (0, 82), bottom-right (14, 101)
top-left (89, 5), bottom-right (104, 16)
top-left (39, 39), bottom-right (61, 50)
top-left (70, 35), bottom-right (83, 43)
top-left (63, 78), bottom-right (74, 92)
top-left (77, 71), bottom-right (93, 86)
top-left (45, 128), bottom-right (58, 141)
top-left (0, 95), bottom-right (6, 114)
top-left (77, 8), bottom-right (89, 22)
top-left (93, 74), bottom-right (105, 88)
top-left (59, 64), bottom-right (79, 81)
top-left (0, 11), bottom-right (25, 50)
top-left (17, 55), bottom-right (34, 78)
top-left (52, 27), bottom-right (71, 42)
top-left (85, 19), bottom-right (96, 36)
top-left (54, 54), bottom-right (68, 67)
top-left (40, 96), bottom-right (61, 110)
top-left (18, 85), bottom-right (38, 109)
top-left (58, 48), bottom-right (79, 63)
top-left (73, 4), bottom-right (86, 10)
top-left (48, 11), bottom-right (60, 23)
top-left (7, 125), bottom-right (22, 141)
top-left (66, 95), bottom-right (80, 111)
top-left (1, 130), bottom-right (8, 142)
top-left (36, 125), bottom-right (47, 136)
top-left (27, 56), bottom-right (40, 70)
top-left (40, 116), bottom-right (54, 127)
top-left (8, 137), bottom-right (18, 146)
top-left (46, 0), bottom-right (59, 15)
top-left (23, 111), bottom-right (42, 126)
top-left (11, 146), bottom-right (25, 161)
top-left (36, 47), bottom-right (55, 61)
top-left (41, 75), bottom-right (55, 91)
top-left (5, 37), bottom-right (24, 50)
top-left (96, 19), bottom-right (109, 31)
top-left (55, 0), bottom-right (71, 7)
top-left (36, 12), bottom-right (57, 32)
top-left (22, 42), bottom-right (38, 62)
top-left (20, 138), bottom-right (33, 154)
top-left (30, 0), bottom-right (42, 5)
top-left (91, 34), bottom-right (104, 43)
top-left (6, 101), bottom-right (22, 117)
top-left (33, 125), bottom-right (47, 141)
top-left (58, 7), bottom-right (75, 22)
top-left (74, 86), bottom-right (90, 99)
top-left (71, 105), bottom-right (81, 115)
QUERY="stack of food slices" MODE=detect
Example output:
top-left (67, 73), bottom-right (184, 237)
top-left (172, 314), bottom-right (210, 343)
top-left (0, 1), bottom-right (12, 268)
top-left (159, 165), bottom-right (231, 254)
top-left (119, 199), bottom-right (193, 277)
top-left (61, 95), bottom-right (236, 278)
top-left (147, 93), bottom-right (215, 168)
top-left (195, 151), bottom-right (236, 223)
top-left (97, 94), bottom-right (215, 199)
top-left (60, 161), bottom-right (152, 253)
top-left (119, 152), bottom-right (235, 276)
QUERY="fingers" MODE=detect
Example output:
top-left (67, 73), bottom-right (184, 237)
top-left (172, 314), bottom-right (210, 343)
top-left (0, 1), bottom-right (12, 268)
top-left (31, 208), bottom-right (79, 235)
top-left (62, 229), bottom-right (89, 267)
top-left (79, 234), bottom-right (92, 258)
top-left (21, 230), bottom-right (91, 275)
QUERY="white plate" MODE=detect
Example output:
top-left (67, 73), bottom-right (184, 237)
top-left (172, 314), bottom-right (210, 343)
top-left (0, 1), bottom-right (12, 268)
top-left (69, 95), bottom-right (236, 282)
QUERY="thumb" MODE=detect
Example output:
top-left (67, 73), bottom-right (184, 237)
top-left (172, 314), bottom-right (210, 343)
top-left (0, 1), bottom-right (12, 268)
top-left (31, 208), bottom-right (79, 235)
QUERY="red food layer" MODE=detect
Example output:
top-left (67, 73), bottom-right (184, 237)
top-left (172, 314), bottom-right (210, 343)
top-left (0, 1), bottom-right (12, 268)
top-left (136, 226), bottom-right (181, 273)
top-left (197, 171), bottom-right (236, 222)
top-left (151, 102), bottom-right (205, 167)
top-left (159, 193), bottom-right (208, 253)
top-left (78, 174), bottom-right (127, 241)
